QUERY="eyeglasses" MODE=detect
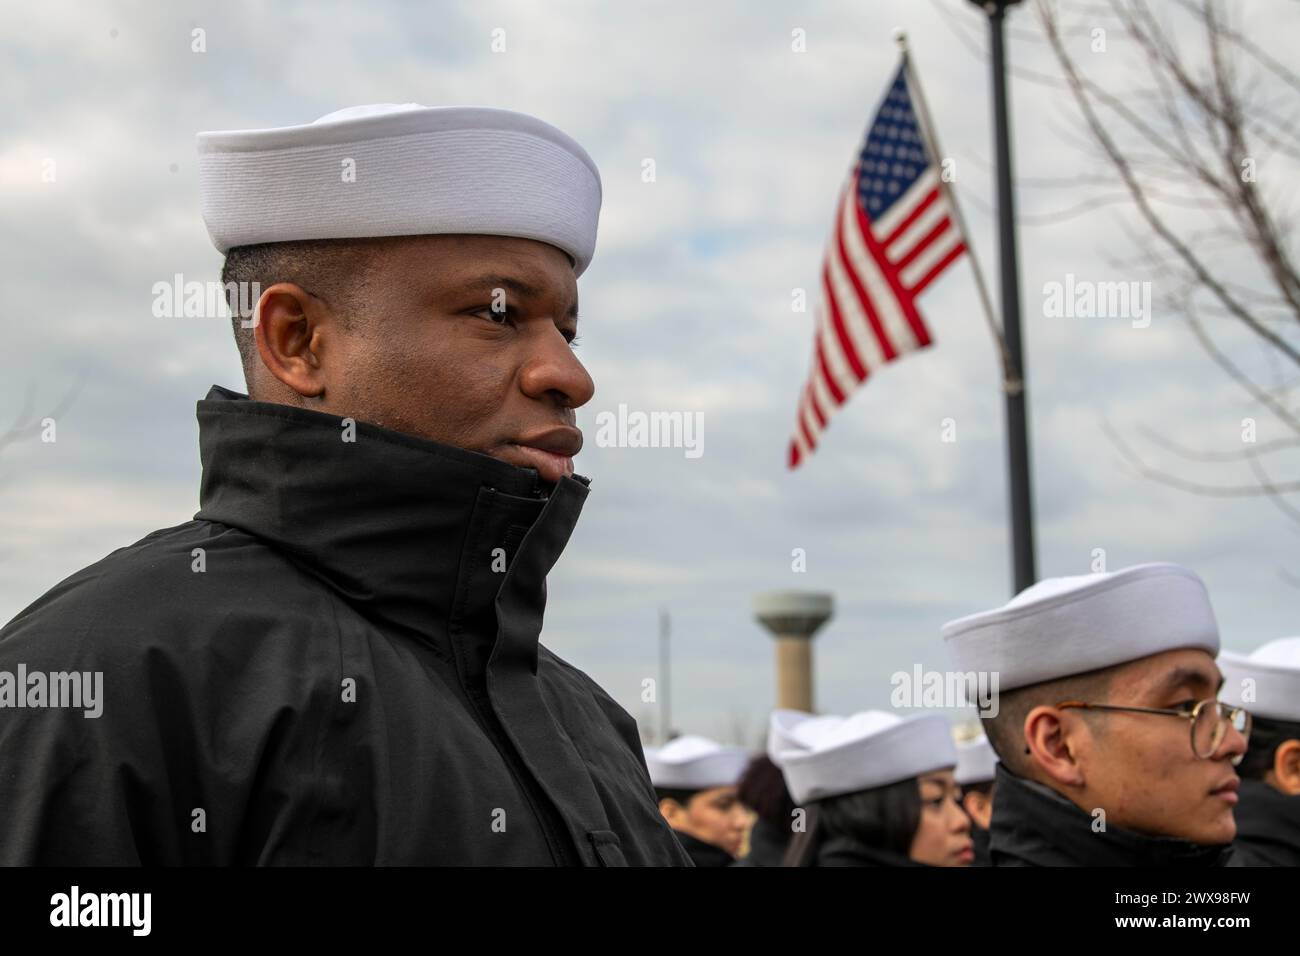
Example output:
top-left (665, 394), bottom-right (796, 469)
top-left (1048, 698), bottom-right (1252, 765)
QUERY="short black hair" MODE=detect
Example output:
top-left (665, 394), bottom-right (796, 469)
top-left (1235, 714), bottom-right (1300, 781)
top-left (220, 237), bottom-right (383, 388)
top-left (815, 776), bottom-right (922, 857)
top-left (736, 754), bottom-right (795, 826)
top-left (959, 779), bottom-right (994, 798)
top-left (653, 787), bottom-right (702, 807)
top-left (783, 776), bottom-right (923, 865)
top-left (980, 663), bottom-right (1122, 777)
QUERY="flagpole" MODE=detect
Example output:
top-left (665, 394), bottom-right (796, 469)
top-left (896, 24), bottom-right (1037, 594)
top-left (894, 31), bottom-right (1011, 388)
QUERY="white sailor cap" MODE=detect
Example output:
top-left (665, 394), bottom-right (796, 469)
top-left (942, 563), bottom-right (1220, 692)
top-left (644, 735), bottom-right (749, 791)
top-left (953, 732), bottom-right (999, 786)
top-left (766, 708), bottom-right (839, 763)
top-left (197, 103), bottom-right (602, 275)
top-left (769, 710), bottom-right (956, 805)
top-left (1219, 637), bottom-right (1300, 722)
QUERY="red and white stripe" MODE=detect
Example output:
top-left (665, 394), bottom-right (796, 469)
top-left (788, 167), bottom-right (966, 469)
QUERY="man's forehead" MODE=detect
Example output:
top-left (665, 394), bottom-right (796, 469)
top-left (399, 236), bottom-right (576, 289)
top-left (445, 270), bottom-right (579, 315)
top-left (442, 268), bottom-right (576, 298)
top-left (1121, 648), bottom-right (1221, 695)
top-left (390, 231), bottom-right (561, 259)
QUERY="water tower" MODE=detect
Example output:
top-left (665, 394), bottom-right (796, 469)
top-left (753, 590), bottom-right (833, 712)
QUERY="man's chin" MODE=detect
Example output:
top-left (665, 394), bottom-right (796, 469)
top-left (1157, 807), bottom-right (1236, 845)
top-left (1195, 808), bottom-right (1237, 845)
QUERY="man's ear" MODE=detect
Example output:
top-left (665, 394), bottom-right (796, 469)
top-left (252, 282), bottom-right (329, 399)
top-left (961, 790), bottom-right (993, 829)
top-left (657, 798), bottom-right (683, 824)
top-left (1271, 739), bottom-right (1300, 795)
top-left (1023, 706), bottom-right (1087, 789)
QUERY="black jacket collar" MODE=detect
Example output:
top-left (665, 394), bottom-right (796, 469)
top-left (970, 823), bottom-right (991, 867)
top-left (1230, 778), bottom-right (1300, 866)
top-left (736, 818), bottom-right (791, 867)
top-left (194, 385), bottom-right (590, 666)
top-left (673, 831), bottom-right (735, 868)
top-left (989, 763), bottom-right (1232, 867)
top-left (815, 835), bottom-right (927, 867)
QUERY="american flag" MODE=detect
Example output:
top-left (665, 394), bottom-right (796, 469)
top-left (788, 61), bottom-right (968, 469)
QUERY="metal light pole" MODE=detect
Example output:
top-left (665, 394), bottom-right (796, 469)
top-left (970, 0), bottom-right (1037, 593)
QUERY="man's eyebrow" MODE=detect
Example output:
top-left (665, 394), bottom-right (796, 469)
top-left (1152, 665), bottom-right (1216, 700)
top-left (445, 274), bottom-right (579, 317)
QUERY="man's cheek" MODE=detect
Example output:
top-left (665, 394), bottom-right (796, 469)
top-left (458, 360), bottom-right (518, 421)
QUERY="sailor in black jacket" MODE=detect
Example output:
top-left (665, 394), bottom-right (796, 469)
top-left (645, 736), bottom-right (751, 866)
top-left (731, 754), bottom-right (796, 867)
top-left (1230, 779), bottom-right (1300, 866)
top-left (954, 733), bottom-right (998, 867)
top-left (988, 763), bottom-right (1233, 866)
top-left (771, 710), bottom-right (974, 867)
top-left (0, 103), bottom-right (691, 867)
top-left (1219, 639), bottom-right (1300, 866)
top-left (942, 564), bottom-right (1250, 867)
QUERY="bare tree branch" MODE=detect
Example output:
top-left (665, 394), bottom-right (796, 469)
top-left (1034, 0), bottom-right (1300, 368)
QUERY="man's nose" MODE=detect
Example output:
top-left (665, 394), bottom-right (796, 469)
top-left (1218, 714), bottom-right (1250, 762)
top-left (519, 324), bottom-right (595, 409)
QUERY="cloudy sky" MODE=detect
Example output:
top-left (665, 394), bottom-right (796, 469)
top-left (3, 0), bottom-right (1299, 748)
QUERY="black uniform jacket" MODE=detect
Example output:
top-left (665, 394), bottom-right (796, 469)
top-left (732, 818), bottom-right (790, 867)
top-left (988, 763), bottom-right (1233, 867)
top-left (969, 823), bottom-right (992, 867)
top-left (0, 385), bottom-right (692, 867)
top-left (673, 830), bottom-right (735, 868)
top-left (1228, 779), bottom-right (1300, 866)
top-left (813, 836), bottom-right (927, 867)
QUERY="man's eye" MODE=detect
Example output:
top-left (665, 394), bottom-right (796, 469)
top-left (1172, 699), bottom-right (1198, 713)
top-left (473, 307), bottom-right (510, 325)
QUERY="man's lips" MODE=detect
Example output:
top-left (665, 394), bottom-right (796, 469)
top-left (496, 427), bottom-right (582, 484)
top-left (1209, 777), bottom-right (1240, 804)
top-left (514, 427), bottom-right (583, 457)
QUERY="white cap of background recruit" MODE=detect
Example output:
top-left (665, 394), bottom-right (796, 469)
top-left (954, 732), bottom-right (999, 786)
top-left (766, 708), bottom-right (841, 763)
top-left (644, 735), bottom-right (750, 790)
top-left (942, 563), bottom-right (1220, 692)
top-left (1219, 637), bottom-right (1300, 722)
top-left (770, 710), bottom-right (956, 805)
top-left (197, 103), bottom-right (603, 276)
